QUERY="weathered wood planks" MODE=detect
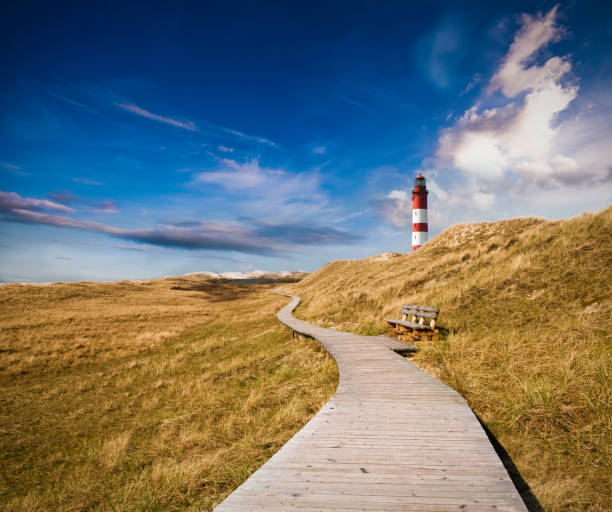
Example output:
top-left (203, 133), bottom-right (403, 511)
top-left (214, 292), bottom-right (527, 511)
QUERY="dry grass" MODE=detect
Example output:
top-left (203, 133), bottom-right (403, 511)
top-left (289, 205), bottom-right (612, 512)
top-left (0, 276), bottom-right (338, 511)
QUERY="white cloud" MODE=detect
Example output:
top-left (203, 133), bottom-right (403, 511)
top-left (193, 158), bottom-right (331, 221)
top-left (377, 192), bottom-right (412, 229)
top-left (488, 5), bottom-right (565, 98)
top-left (438, 6), bottom-right (581, 186)
top-left (441, 126), bottom-right (507, 180)
top-left (195, 158), bottom-right (278, 190)
top-left (430, 4), bottom-right (611, 225)
top-left (386, 190), bottom-right (408, 201)
top-left (313, 146), bottom-right (327, 155)
top-left (472, 190), bottom-right (496, 210)
top-left (0, 190), bottom-right (76, 214)
top-left (90, 200), bottom-right (119, 214)
top-left (425, 176), bottom-right (449, 201)
top-left (552, 155), bottom-right (579, 174)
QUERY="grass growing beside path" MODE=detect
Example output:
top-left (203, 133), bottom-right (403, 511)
top-left (290, 206), bottom-right (612, 512)
top-left (0, 276), bottom-right (338, 511)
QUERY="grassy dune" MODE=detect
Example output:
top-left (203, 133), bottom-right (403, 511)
top-left (289, 206), bottom-right (612, 512)
top-left (0, 276), bottom-right (338, 511)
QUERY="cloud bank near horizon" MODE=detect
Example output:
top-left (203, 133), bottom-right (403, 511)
top-left (0, 190), bottom-right (362, 256)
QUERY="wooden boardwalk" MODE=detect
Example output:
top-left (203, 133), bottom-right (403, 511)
top-left (214, 292), bottom-right (527, 511)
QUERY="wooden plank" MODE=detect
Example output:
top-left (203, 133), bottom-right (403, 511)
top-left (214, 291), bottom-right (527, 512)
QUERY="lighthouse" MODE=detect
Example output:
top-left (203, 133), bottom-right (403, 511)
top-left (411, 172), bottom-right (428, 252)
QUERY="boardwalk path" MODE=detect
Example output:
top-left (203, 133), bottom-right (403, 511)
top-left (215, 292), bottom-right (527, 511)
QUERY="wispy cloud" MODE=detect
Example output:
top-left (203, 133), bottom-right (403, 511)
top-left (48, 191), bottom-right (79, 206)
top-left (337, 95), bottom-right (374, 112)
top-left (0, 162), bottom-right (28, 177)
top-left (375, 189), bottom-right (413, 229)
top-left (193, 158), bottom-right (331, 220)
top-left (0, 190), bottom-right (75, 214)
top-left (488, 6), bottom-right (566, 97)
top-left (1, 189), bottom-right (361, 255)
top-left (221, 127), bottom-right (278, 147)
top-left (460, 73), bottom-right (482, 95)
top-left (48, 91), bottom-right (97, 113)
top-left (252, 220), bottom-right (362, 245)
top-left (115, 102), bottom-right (199, 131)
top-left (114, 99), bottom-right (279, 148)
top-left (335, 209), bottom-right (370, 224)
top-left (0, 162), bottom-right (21, 171)
top-left (115, 244), bottom-right (150, 252)
top-left (312, 146), bottom-right (327, 155)
top-left (73, 177), bottom-right (103, 186)
top-left (195, 158), bottom-right (271, 189)
top-left (90, 200), bottom-right (119, 214)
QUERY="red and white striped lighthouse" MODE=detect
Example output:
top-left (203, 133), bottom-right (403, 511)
top-left (411, 172), bottom-right (428, 252)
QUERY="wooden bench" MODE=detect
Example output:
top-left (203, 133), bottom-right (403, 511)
top-left (385, 304), bottom-right (440, 342)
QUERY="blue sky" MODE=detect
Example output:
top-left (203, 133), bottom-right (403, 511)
top-left (1, 1), bottom-right (611, 282)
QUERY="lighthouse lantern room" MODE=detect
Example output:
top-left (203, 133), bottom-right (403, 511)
top-left (411, 172), bottom-right (428, 252)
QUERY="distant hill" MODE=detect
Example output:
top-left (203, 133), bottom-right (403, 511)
top-left (181, 270), bottom-right (309, 283)
top-left (290, 205), bottom-right (612, 511)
